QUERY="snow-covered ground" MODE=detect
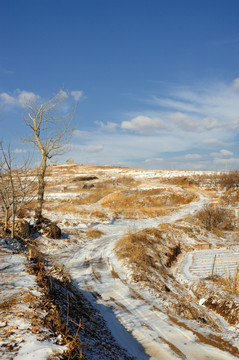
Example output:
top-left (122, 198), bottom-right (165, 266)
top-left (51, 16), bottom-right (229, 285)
top-left (1, 164), bottom-right (239, 359)
top-left (0, 246), bottom-right (67, 360)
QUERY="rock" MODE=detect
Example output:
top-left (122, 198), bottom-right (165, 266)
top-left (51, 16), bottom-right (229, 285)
top-left (35, 217), bottom-right (61, 239)
top-left (72, 175), bottom-right (98, 182)
top-left (45, 222), bottom-right (61, 239)
top-left (83, 183), bottom-right (95, 189)
top-left (8, 219), bottom-right (30, 239)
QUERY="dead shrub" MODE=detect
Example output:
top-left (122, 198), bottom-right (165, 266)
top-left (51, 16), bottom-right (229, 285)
top-left (221, 266), bottom-right (239, 294)
top-left (197, 205), bottom-right (234, 233)
top-left (217, 170), bottom-right (239, 190)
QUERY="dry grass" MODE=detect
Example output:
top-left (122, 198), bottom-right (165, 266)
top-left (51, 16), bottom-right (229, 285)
top-left (115, 227), bottom-right (182, 284)
top-left (0, 296), bottom-right (19, 311)
top-left (28, 250), bottom-right (85, 359)
top-left (115, 230), bottom-right (157, 282)
top-left (85, 229), bottom-right (104, 238)
top-left (222, 189), bottom-right (239, 205)
top-left (197, 204), bottom-right (234, 235)
top-left (216, 170), bottom-right (239, 190)
top-left (80, 188), bottom-right (112, 205)
top-left (221, 266), bottom-right (239, 294)
top-left (162, 171), bottom-right (239, 192)
top-left (101, 188), bottom-right (197, 219)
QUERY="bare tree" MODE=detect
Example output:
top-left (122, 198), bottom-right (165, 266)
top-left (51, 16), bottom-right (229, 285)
top-left (23, 89), bottom-right (74, 221)
top-left (0, 143), bottom-right (36, 238)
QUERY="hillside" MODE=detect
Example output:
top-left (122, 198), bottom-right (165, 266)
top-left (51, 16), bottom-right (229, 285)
top-left (0, 164), bottom-right (239, 360)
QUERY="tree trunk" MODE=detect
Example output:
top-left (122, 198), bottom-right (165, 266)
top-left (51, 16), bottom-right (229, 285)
top-left (4, 207), bottom-right (9, 233)
top-left (11, 203), bottom-right (15, 239)
top-left (35, 155), bottom-right (47, 222)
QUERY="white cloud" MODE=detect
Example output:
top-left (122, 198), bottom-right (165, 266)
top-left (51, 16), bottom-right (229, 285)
top-left (145, 158), bottom-right (164, 163)
top-left (85, 145), bottom-right (104, 153)
top-left (0, 89), bottom-right (39, 106)
top-left (150, 80), bottom-right (239, 125)
top-left (73, 129), bottom-right (90, 138)
top-left (184, 153), bottom-right (201, 160)
top-left (17, 90), bottom-right (39, 106)
top-left (220, 149), bottom-right (234, 156)
top-left (213, 157), bottom-right (239, 165)
top-left (168, 112), bottom-right (222, 132)
top-left (0, 93), bottom-right (16, 105)
top-left (168, 112), bottom-right (199, 131)
top-left (121, 115), bottom-right (169, 134)
top-left (232, 78), bottom-right (239, 91)
top-left (203, 138), bottom-right (234, 147)
top-left (95, 121), bottom-right (119, 131)
top-left (71, 90), bottom-right (84, 102)
top-left (228, 118), bottom-right (239, 129)
top-left (202, 117), bottom-right (220, 130)
top-left (14, 148), bottom-right (27, 154)
top-left (211, 149), bottom-right (234, 157)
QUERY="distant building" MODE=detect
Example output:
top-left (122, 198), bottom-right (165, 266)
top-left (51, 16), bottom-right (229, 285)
top-left (66, 158), bottom-right (74, 164)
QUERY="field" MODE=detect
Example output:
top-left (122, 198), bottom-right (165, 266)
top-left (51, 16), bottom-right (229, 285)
top-left (0, 164), bottom-right (239, 359)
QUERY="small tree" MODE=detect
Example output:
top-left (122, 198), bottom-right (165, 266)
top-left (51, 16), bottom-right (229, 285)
top-left (23, 89), bottom-right (74, 221)
top-left (0, 143), bottom-right (36, 238)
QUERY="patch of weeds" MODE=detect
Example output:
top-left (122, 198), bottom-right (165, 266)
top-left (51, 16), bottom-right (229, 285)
top-left (197, 204), bottom-right (234, 235)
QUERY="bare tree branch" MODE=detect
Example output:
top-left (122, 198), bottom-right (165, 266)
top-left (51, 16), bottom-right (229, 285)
top-left (0, 142), bottom-right (36, 238)
top-left (22, 88), bottom-right (75, 220)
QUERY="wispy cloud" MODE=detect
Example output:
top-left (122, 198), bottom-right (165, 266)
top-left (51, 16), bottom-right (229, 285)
top-left (13, 148), bottom-right (27, 154)
top-left (0, 89), bottom-right (39, 106)
top-left (121, 115), bottom-right (169, 134)
top-left (73, 129), bottom-right (91, 138)
top-left (203, 138), bottom-right (234, 147)
top-left (85, 145), bottom-right (104, 153)
top-left (0, 88), bottom-right (85, 108)
top-left (149, 79), bottom-right (239, 125)
top-left (211, 149), bottom-right (234, 157)
top-left (95, 121), bottom-right (119, 131)
top-left (214, 157), bottom-right (239, 165)
top-left (70, 90), bottom-right (84, 102)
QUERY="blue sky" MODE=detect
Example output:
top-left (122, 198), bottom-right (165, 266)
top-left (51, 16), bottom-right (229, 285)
top-left (1, 0), bottom-right (239, 170)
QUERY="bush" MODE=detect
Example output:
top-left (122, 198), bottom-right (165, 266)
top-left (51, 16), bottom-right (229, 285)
top-left (217, 170), bottom-right (239, 190)
top-left (197, 205), bottom-right (234, 232)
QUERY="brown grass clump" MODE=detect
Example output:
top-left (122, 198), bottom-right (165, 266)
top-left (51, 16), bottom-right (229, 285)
top-left (221, 189), bottom-right (239, 205)
top-left (220, 267), bottom-right (239, 294)
top-left (194, 279), bottom-right (238, 325)
top-left (86, 229), bottom-right (104, 238)
top-left (115, 227), bottom-right (182, 284)
top-left (197, 204), bottom-right (234, 234)
top-left (115, 231), bottom-right (157, 282)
